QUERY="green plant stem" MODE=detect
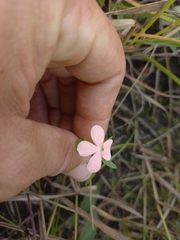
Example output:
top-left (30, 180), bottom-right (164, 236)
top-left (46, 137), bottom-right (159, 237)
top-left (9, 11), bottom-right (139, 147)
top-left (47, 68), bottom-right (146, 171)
top-left (144, 55), bottom-right (180, 86)
top-left (74, 194), bottom-right (78, 240)
top-left (111, 130), bottom-right (135, 160)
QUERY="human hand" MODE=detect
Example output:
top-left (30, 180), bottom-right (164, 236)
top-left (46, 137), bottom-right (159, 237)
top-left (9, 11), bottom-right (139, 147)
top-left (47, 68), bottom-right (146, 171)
top-left (0, 0), bottom-right (125, 201)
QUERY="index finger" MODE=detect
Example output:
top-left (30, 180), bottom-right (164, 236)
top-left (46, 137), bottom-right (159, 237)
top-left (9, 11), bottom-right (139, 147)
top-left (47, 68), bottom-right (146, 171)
top-left (74, 74), bottom-right (124, 139)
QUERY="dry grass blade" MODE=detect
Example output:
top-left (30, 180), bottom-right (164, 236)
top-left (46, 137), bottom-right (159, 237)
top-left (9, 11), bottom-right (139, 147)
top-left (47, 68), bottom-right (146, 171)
top-left (143, 122), bottom-right (180, 146)
top-left (78, 192), bottom-right (143, 218)
top-left (122, 220), bottom-right (167, 237)
top-left (142, 151), bottom-right (172, 239)
top-left (111, 19), bottom-right (136, 30)
top-left (123, 33), bottom-right (180, 44)
top-left (126, 73), bottom-right (180, 99)
top-left (11, 192), bottom-right (76, 201)
top-left (106, 1), bottom-right (168, 15)
top-left (92, 204), bottom-right (135, 222)
top-left (155, 174), bottom-right (180, 200)
top-left (157, 197), bottom-right (176, 229)
top-left (157, 200), bottom-right (180, 214)
top-left (92, 205), bottom-right (121, 221)
top-left (140, 147), bottom-right (168, 162)
top-left (142, 94), bottom-right (169, 116)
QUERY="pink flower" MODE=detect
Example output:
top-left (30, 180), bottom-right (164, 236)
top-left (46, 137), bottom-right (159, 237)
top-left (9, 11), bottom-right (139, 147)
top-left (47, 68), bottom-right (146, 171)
top-left (77, 125), bottom-right (113, 173)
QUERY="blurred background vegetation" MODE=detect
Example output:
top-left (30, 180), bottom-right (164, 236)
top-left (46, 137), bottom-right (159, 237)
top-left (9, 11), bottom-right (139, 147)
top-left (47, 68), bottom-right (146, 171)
top-left (1, 0), bottom-right (180, 239)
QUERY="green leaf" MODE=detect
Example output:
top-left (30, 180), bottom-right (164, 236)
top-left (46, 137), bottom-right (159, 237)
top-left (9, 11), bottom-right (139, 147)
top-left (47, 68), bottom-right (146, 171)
top-left (78, 209), bottom-right (98, 240)
top-left (76, 139), bottom-right (82, 149)
top-left (107, 136), bottom-right (113, 140)
top-left (97, 0), bottom-right (105, 8)
top-left (138, 109), bottom-right (149, 118)
top-left (78, 220), bottom-right (97, 240)
top-left (102, 159), bottom-right (117, 169)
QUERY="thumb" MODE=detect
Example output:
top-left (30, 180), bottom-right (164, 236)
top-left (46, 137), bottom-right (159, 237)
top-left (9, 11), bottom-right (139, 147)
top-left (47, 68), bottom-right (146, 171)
top-left (0, 116), bottom-right (90, 201)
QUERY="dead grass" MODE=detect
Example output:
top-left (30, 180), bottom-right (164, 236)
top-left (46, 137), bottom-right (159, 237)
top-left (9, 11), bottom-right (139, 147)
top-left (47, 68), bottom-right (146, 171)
top-left (1, 0), bottom-right (180, 239)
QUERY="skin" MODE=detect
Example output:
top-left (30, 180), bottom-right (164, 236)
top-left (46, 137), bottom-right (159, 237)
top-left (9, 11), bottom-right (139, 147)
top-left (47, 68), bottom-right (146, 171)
top-left (0, 0), bottom-right (125, 202)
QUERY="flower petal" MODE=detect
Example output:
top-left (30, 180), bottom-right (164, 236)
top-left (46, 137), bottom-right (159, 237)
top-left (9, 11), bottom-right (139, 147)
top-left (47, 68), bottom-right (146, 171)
top-left (91, 125), bottom-right (104, 147)
top-left (77, 141), bottom-right (100, 157)
top-left (87, 151), bottom-right (102, 173)
top-left (102, 139), bottom-right (113, 161)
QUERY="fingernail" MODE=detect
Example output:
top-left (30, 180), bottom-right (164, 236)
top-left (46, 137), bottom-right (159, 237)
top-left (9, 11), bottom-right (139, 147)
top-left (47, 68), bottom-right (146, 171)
top-left (66, 163), bottom-right (91, 182)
